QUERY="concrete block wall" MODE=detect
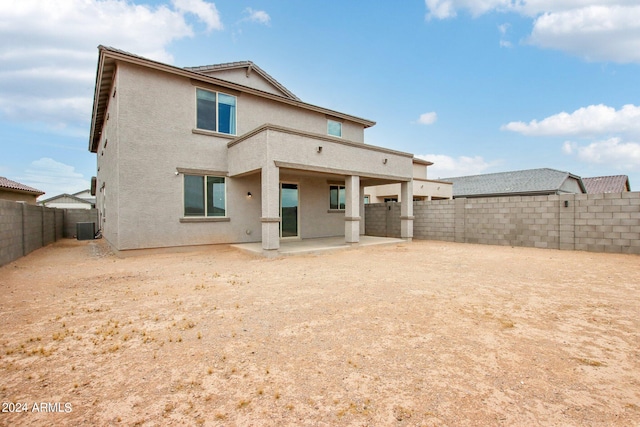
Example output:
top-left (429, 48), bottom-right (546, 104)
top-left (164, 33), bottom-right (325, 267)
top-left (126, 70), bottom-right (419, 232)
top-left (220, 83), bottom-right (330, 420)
top-left (23, 204), bottom-right (45, 255)
top-left (0, 201), bottom-right (93, 267)
top-left (364, 202), bottom-right (400, 237)
top-left (63, 209), bottom-right (99, 238)
top-left (413, 199), bottom-right (456, 242)
top-left (571, 192), bottom-right (640, 254)
top-left (0, 199), bottom-right (25, 267)
top-left (365, 192), bottom-right (640, 255)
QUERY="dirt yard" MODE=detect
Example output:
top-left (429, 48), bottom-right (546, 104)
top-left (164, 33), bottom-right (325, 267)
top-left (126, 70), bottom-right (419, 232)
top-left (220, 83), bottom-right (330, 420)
top-left (0, 239), bottom-right (638, 426)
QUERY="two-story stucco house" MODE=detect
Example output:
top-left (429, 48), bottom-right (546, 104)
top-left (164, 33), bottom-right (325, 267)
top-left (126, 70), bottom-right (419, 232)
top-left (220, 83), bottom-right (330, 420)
top-left (89, 46), bottom-right (415, 254)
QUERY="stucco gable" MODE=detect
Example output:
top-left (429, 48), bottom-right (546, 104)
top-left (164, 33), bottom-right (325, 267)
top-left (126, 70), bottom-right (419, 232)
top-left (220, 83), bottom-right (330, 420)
top-left (185, 61), bottom-right (300, 101)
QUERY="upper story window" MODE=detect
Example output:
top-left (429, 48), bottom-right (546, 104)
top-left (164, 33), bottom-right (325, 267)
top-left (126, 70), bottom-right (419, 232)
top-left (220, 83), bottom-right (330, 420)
top-left (327, 119), bottom-right (342, 138)
top-left (196, 88), bottom-right (237, 135)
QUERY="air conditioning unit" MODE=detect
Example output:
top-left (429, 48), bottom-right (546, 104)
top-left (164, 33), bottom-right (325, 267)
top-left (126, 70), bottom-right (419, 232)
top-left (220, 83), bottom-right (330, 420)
top-left (76, 222), bottom-right (95, 240)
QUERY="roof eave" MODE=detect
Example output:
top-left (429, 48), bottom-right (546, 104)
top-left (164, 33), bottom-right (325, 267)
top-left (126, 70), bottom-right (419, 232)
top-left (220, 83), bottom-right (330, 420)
top-left (88, 46), bottom-right (376, 153)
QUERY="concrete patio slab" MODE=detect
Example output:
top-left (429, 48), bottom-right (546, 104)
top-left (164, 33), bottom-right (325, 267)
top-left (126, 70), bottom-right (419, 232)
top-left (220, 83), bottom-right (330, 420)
top-left (231, 235), bottom-right (406, 257)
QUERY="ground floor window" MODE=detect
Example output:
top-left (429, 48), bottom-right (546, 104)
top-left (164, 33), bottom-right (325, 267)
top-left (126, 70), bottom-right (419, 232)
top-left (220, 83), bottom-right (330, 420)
top-left (184, 175), bottom-right (226, 217)
top-left (329, 185), bottom-right (345, 210)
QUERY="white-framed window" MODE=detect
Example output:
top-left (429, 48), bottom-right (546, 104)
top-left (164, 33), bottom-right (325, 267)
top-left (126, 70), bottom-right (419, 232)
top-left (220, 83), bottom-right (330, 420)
top-left (196, 88), bottom-right (237, 135)
top-left (329, 185), bottom-right (345, 210)
top-left (327, 119), bottom-right (342, 137)
top-left (184, 174), bottom-right (226, 217)
top-left (364, 195), bottom-right (370, 204)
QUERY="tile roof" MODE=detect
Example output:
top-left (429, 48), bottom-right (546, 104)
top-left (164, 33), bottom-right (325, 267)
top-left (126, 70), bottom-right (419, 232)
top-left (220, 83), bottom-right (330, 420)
top-left (443, 168), bottom-right (585, 198)
top-left (0, 177), bottom-right (45, 195)
top-left (582, 175), bottom-right (630, 193)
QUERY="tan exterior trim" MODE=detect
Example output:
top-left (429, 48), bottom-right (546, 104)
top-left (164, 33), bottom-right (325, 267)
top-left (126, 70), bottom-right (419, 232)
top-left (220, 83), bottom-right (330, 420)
top-left (180, 217), bottom-right (231, 223)
top-left (176, 167), bottom-right (228, 176)
top-left (191, 128), bottom-right (236, 139)
top-left (412, 158), bottom-right (434, 166)
top-left (275, 161), bottom-right (411, 182)
top-left (344, 216), bottom-right (361, 221)
top-left (415, 177), bottom-right (453, 185)
top-left (261, 217), bottom-right (281, 223)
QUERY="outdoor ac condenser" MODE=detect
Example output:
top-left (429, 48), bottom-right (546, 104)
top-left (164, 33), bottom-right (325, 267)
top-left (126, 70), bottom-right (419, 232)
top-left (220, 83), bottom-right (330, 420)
top-left (76, 222), bottom-right (95, 240)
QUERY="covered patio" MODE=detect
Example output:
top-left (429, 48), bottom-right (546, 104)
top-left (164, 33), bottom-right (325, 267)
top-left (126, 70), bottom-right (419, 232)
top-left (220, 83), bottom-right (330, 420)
top-left (231, 235), bottom-right (406, 257)
top-left (227, 124), bottom-right (415, 255)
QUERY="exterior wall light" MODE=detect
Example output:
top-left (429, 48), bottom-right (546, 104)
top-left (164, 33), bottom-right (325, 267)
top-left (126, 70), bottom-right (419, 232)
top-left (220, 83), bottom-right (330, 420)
top-left (317, 146), bottom-right (322, 153)
top-left (383, 158), bottom-right (388, 164)
top-left (247, 192), bottom-right (252, 198)
top-left (564, 200), bottom-right (569, 207)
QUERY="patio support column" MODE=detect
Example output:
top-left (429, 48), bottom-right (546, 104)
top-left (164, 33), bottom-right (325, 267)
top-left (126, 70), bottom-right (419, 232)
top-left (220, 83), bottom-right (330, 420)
top-left (261, 163), bottom-right (280, 252)
top-left (400, 180), bottom-right (414, 241)
top-left (344, 175), bottom-right (360, 244)
top-left (359, 183), bottom-right (366, 235)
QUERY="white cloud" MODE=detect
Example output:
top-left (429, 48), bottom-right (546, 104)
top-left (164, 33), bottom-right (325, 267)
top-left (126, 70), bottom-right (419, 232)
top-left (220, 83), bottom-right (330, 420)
top-left (416, 112), bottom-right (438, 125)
top-left (0, 0), bottom-right (223, 132)
top-left (244, 7), bottom-right (271, 25)
top-left (18, 158), bottom-right (89, 197)
top-left (424, 1), bottom-right (640, 63)
top-left (173, 0), bottom-right (223, 31)
top-left (563, 137), bottom-right (640, 170)
top-left (424, 0), bottom-right (511, 20)
top-left (498, 23), bottom-right (513, 47)
top-left (415, 154), bottom-right (498, 178)
top-left (528, 5), bottom-right (640, 63)
top-left (502, 104), bottom-right (640, 137)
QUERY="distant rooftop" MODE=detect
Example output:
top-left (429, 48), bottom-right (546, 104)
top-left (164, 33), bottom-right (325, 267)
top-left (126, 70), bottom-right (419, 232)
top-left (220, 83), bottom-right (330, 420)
top-left (582, 175), bottom-right (630, 193)
top-left (0, 177), bottom-right (44, 195)
top-left (444, 168), bottom-right (586, 198)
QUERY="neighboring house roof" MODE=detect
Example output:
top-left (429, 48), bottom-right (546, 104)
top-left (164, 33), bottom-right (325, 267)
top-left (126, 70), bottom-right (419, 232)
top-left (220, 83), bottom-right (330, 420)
top-left (0, 177), bottom-right (45, 196)
top-left (582, 175), bottom-right (631, 193)
top-left (185, 61), bottom-right (300, 101)
top-left (39, 193), bottom-right (94, 206)
top-left (444, 168), bottom-right (586, 198)
top-left (90, 46), bottom-right (376, 153)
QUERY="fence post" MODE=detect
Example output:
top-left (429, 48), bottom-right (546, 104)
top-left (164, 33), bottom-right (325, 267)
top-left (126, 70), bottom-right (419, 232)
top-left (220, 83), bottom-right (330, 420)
top-left (21, 202), bottom-right (26, 256)
top-left (41, 205), bottom-right (45, 247)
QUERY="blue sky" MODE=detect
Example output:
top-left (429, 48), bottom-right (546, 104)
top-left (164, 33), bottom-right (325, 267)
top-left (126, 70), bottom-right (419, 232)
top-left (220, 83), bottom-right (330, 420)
top-left (1, 0), bottom-right (639, 198)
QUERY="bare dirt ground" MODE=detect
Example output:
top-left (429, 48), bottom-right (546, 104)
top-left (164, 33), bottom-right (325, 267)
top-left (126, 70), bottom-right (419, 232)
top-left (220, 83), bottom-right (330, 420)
top-left (0, 239), bottom-right (639, 426)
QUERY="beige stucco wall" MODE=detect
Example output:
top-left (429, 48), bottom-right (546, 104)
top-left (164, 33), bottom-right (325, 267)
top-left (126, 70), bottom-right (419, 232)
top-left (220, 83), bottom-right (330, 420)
top-left (197, 68), bottom-right (289, 98)
top-left (96, 64), bottom-right (121, 249)
top-left (0, 190), bottom-right (39, 205)
top-left (96, 61), bottom-right (389, 250)
top-left (366, 179), bottom-right (453, 202)
top-left (228, 127), bottom-right (412, 180)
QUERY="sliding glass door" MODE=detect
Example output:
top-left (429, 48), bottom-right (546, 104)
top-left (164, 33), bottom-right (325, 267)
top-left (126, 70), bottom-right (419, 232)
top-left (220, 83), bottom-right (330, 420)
top-left (280, 183), bottom-right (298, 238)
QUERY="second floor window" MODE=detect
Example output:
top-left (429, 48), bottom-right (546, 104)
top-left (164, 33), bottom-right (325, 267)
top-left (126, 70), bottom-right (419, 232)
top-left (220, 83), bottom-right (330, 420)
top-left (196, 88), bottom-right (236, 135)
top-left (327, 119), bottom-right (342, 137)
